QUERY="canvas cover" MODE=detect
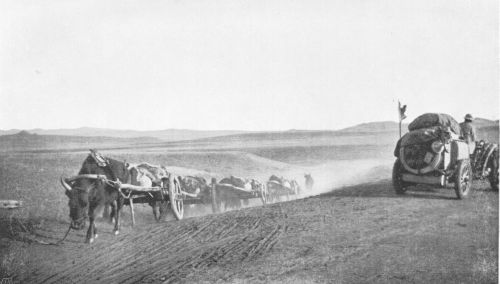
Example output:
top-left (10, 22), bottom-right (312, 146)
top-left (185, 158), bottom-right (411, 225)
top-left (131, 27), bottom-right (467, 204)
top-left (219, 176), bottom-right (250, 189)
top-left (408, 113), bottom-right (460, 134)
top-left (269, 175), bottom-right (282, 183)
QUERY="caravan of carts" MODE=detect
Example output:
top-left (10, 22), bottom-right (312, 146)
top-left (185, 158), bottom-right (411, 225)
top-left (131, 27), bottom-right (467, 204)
top-left (62, 112), bottom-right (499, 233)
top-left (61, 150), bottom-right (306, 225)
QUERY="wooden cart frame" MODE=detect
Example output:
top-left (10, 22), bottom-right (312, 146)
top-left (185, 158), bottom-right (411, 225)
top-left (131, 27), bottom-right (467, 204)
top-left (266, 180), bottom-right (299, 202)
top-left (210, 182), bottom-right (268, 213)
top-left (116, 176), bottom-right (188, 225)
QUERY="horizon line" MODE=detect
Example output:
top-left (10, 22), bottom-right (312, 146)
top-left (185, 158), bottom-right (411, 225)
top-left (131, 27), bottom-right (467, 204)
top-left (0, 117), bottom-right (498, 133)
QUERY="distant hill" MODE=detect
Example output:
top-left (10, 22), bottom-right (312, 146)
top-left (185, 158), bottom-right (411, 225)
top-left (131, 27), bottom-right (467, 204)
top-left (338, 121), bottom-right (408, 133)
top-left (0, 127), bottom-right (249, 141)
top-left (473, 118), bottom-right (499, 128)
top-left (192, 130), bottom-right (339, 142)
top-left (473, 119), bottom-right (499, 143)
top-left (0, 131), bottom-right (162, 152)
top-left (173, 128), bottom-right (403, 152)
top-left (1, 118), bottom-right (496, 151)
top-left (340, 118), bottom-right (498, 133)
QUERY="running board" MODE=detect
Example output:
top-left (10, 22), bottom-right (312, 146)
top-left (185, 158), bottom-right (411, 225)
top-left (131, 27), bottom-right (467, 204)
top-left (402, 174), bottom-right (445, 186)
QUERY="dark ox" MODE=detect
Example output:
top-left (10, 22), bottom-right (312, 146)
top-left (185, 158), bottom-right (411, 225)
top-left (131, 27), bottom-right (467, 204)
top-left (304, 173), bottom-right (314, 191)
top-left (60, 155), bottom-right (129, 243)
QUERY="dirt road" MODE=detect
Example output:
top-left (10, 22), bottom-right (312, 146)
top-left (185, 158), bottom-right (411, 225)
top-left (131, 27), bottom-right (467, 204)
top-left (2, 179), bottom-right (498, 283)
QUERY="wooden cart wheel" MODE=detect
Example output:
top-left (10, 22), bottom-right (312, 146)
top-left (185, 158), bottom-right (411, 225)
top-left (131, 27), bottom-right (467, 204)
top-left (169, 176), bottom-right (184, 220)
top-left (259, 184), bottom-right (268, 205)
top-left (211, 181), bottom-right (220, 213)
top-left (266, 182), bottom-right (275, 203)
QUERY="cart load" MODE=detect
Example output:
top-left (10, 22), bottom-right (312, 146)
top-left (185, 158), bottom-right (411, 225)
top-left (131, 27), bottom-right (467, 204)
top-left (178, 175), bottom-right (213, 204)
top-left (266, 175), bottom-right (300, 202)
top-left (128, 163), bottom-right (169, 187)
top-left (211, 176), bottom-right (268, 213)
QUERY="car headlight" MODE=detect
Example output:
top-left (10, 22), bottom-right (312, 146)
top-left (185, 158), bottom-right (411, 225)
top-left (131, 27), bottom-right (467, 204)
top-left (431, 141), bottom-right (444, 153)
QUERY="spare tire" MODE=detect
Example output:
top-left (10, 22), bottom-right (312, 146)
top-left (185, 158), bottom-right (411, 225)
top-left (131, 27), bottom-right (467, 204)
top-left (399, 145), bottom-right (442, 175)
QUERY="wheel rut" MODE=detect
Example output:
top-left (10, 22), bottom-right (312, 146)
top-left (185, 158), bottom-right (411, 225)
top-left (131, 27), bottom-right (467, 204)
top-left (38, 209), bottom-right (286, 284)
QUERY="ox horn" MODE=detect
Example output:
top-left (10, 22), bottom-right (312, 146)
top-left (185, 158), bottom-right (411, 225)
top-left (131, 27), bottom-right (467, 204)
top-left (60, 176), bottom-right (72, 191)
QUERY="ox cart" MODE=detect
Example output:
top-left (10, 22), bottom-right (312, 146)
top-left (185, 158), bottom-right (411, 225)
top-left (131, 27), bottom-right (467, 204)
top-left (116, 175), bottom-right (185, 225)
top-left (176, 175), bottom-right (215, 209)
top-left (266, 175), bottom-right (300, 202)
top-left (211, 176), bottom-right (268, 213)
top-left (62, 151), bottom-right (197, 228)
top-left (122, 174), bottom-right (229, 223)
top-left (116, 165), bottom-right (228, 224)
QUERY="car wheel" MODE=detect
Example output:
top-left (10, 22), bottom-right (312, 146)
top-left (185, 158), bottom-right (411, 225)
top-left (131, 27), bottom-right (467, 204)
top-left (488, 149), bottom-right (499, 191)
top-left (455, 159), bottom-right (472, 199)
top-left (490, 172), bottom-right (499, 192)
top-left (392, 159), bottom-right (409, 194)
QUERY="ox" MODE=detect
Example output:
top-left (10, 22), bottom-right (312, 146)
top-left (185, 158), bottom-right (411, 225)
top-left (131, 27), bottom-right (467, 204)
top-left (304, 173), bottom-right (314, 191)
top-left (60, 151), bottom-right (129, 243)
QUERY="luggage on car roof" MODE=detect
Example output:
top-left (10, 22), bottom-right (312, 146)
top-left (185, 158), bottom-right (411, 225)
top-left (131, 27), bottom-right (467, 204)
top-left (408, 113), bottom-right (460, 134)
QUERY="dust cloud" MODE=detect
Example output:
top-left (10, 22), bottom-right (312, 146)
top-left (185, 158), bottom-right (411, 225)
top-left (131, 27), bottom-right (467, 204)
top-left (301, 158), bottom-right (394, 196)
top-left (180, 158), bottom-right (395, 218)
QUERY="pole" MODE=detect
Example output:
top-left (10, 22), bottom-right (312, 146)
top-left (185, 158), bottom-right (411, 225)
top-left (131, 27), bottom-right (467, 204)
top-left (397, 100), bottom-right (406, 139)
top-left (398, 101), bottom-right (402, 138)
top-left (399, 119), bottom-right (402, 138)
top-left (129, 197), bottom-right (135, 227)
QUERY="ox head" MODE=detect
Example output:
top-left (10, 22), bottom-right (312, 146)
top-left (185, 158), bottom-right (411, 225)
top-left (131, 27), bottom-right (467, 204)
top-left (61, 176), bottom-right (106, 230)
top-left (304, 173), bottom-right (313, 180)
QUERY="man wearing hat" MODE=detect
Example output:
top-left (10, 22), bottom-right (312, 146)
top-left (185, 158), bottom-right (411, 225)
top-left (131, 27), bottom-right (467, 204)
top-left (460, 113), bottom-right (477, 154)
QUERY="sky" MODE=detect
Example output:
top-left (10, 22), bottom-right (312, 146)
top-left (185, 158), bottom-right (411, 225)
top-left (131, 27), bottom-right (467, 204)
top-left (0, 0), bottom-right (498, 131)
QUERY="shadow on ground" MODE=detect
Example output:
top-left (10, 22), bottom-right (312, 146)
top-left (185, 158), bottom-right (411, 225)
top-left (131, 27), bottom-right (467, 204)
top-left (317, 179), bottom-right (496, 201)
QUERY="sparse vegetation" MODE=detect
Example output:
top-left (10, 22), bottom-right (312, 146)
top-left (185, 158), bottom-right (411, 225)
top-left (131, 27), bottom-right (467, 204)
top-left (0, 121), bottom-right (497, 282)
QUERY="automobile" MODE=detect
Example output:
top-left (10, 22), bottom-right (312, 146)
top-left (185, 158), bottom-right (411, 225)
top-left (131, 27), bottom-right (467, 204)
top-left (392, 113), bottom-right (498, 199)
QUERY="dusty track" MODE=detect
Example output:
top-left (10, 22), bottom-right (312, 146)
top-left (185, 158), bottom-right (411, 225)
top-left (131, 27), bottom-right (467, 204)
top-left (2, 179), bottom-right (498, 283)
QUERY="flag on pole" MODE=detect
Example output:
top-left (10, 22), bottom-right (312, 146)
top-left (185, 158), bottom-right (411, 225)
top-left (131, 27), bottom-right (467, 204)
top-left (398, 101), bottom-right (407, 138)
top-left (398, 101), bottom-right (407, 121)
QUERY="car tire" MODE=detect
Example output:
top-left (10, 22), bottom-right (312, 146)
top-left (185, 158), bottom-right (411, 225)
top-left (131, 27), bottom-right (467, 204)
top-left (488, 166), bottom-right (499, 192)
top-left (454, 159), bottom-right (472, 199)
top-left (488, 148), bottom-right (499, 191)
top-left (392, 159), bottom-right (409, 194)
top-left (490, 174), bottom-right (499, 192)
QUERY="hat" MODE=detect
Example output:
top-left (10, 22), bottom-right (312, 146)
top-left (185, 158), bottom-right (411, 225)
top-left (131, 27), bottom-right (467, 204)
top-left (464, 114), bottom-right (474, 121)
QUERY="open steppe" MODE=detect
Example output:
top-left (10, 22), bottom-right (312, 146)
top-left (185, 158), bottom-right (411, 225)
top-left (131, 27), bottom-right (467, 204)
top-left (0, 120), bottom-right (498, 283)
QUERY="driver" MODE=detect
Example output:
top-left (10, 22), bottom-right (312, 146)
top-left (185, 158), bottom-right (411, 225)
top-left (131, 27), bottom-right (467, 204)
top-left (459, 113), bottom-right (477, 154)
